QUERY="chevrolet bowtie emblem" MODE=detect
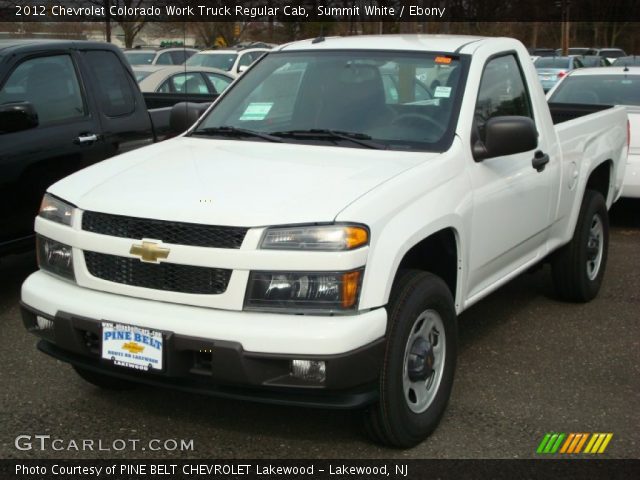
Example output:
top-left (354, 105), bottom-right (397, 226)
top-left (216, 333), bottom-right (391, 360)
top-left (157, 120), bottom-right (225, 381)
top-left (122, 341), bottom-right (145, 354)
top-left (130, 241), bottom-right (170, 263)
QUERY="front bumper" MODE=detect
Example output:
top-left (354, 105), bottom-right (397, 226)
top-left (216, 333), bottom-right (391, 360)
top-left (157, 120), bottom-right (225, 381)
top-left (21, 272), bottom-right (386, 408)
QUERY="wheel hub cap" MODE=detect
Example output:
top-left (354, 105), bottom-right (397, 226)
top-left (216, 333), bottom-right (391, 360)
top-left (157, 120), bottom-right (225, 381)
top-left (402, 310), bottom-right (446, 414)
top-left (586, 214), bottom-right (604, 281)
top-left (408, 337), bottom-right (435, 381)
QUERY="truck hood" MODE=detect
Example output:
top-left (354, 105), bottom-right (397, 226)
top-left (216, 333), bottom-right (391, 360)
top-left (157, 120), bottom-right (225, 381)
top-left (49, 137), bottom-right (434, 227)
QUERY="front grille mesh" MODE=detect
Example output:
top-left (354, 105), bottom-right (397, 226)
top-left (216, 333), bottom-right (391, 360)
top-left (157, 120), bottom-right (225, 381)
top-left (84, 251), bottom-right (231, 295)
top-left (82, 211), bottom-right (247, 249)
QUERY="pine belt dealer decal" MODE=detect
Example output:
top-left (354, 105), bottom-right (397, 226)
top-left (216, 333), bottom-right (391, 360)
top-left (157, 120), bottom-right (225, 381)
top-left (536, 432), bottom-right (613, 454)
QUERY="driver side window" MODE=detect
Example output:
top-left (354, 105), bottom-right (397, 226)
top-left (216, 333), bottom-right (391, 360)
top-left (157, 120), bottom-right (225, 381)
top-left (474, 54), bottom-right (532, 143)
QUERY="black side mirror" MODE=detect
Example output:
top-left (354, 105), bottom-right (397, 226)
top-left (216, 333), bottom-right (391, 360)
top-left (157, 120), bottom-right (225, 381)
top-left (0, 102), bottom-right (39, 134)
top-left (473, 116), bottom-right (538, 161)
top-left (170, 102), bottom-right (210, 134)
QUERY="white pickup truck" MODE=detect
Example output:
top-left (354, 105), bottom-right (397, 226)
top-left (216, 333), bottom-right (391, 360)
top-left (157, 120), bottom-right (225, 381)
top-left (21, 35), bottom-right (629, 447)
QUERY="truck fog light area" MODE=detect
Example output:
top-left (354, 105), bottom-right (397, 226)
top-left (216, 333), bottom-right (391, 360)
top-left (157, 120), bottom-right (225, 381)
top-left (291, 360), bottom-right (326, 383)
top-left (244, 270), bottom-right (362, 313)
top-left (36, 315), bottom-right (54, 331)
top-left (36, 235), bottom-right (75, 281)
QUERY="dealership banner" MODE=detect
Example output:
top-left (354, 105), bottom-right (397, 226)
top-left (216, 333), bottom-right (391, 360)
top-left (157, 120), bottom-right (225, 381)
top-left (2, 459), bottom-right (640, 479)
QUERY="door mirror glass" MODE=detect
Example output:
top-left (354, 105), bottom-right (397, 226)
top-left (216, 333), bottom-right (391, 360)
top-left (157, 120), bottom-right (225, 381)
top-left (473, 116), bottom-right (538, 161)
top-left (0, 102), bottom-right (39, 134)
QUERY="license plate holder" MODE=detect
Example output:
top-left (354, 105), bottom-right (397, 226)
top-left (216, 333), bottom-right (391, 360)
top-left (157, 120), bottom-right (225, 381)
top-left (101, 322), bottom-right (164, 371)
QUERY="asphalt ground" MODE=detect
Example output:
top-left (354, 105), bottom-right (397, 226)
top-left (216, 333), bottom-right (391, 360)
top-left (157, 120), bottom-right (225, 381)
top-left (1, 199), bottom-right (638, 460)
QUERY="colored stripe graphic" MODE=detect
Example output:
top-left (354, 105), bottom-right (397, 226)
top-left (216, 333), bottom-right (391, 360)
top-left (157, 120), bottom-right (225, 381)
top-left (538, 433), bottom-right (613, 454)
top-left (537, 433), bottom-right (565, 454)
top-left (584, 433), bottom-right (613, 454)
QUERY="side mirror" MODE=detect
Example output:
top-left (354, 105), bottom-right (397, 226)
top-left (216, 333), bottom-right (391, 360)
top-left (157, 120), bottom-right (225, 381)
top-left (472, 116), bottom-right (538, 161)
top-left (238, 65), bottom-right (248, 73)
top-left (0, 102), bottom-right (38, 134)
top-left (169, 102), bottom-right (210, 134)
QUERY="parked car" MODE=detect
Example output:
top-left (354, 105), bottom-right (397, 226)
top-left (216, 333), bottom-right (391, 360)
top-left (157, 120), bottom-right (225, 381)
top-left (123, 47), bottom-right (198, 66)
top-left (137, 66), bottom-right (236, 95)
top-left (186, 48), bottom-right (270, 75)
top-left (612, 56), bottom-right (640, 67)
top-left (555, 47), bottom-right (590, 56)
top-left (547, 66), bottom-right (640, 197)
top-left (579, 55), bottom-right (610, 67)
top-left (21, 35), bottom-right (627, 448)
top-left (587, 48), bottom-right (627, 63)
top-left (528, 47), bottom-right (556, 57)
top-left (0, 40), bottom-right (205, 255)
top-left (534, 56), bottom-right (584, 91)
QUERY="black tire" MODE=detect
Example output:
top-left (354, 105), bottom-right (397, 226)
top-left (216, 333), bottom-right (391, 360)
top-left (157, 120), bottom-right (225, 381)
top-left (364, 270), bottom-right (457, 448)
top-left (551, 189), bottom-right (609, 302)
top-left (73, 366), bottom-right (136, 391)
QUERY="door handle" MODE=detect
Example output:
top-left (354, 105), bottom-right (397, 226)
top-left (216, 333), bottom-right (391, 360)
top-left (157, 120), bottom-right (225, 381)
top-left (75, 133), bottom-right (98, 145)
top-left (532, 150), bottom-right (549, 172)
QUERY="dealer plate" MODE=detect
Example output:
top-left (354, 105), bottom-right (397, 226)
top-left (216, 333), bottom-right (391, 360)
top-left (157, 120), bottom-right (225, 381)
top-left (101, 322), bottom-right (163, 371)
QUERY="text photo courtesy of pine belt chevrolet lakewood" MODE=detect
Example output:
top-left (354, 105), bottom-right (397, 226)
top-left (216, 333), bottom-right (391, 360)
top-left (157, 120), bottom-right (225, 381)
top-left (19, 35), bottom-right (628, 448)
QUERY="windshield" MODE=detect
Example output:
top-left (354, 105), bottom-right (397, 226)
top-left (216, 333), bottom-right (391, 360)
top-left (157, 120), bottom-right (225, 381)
top-left (193, 51), bottom-right (466, 152)
top-left (124, 52), bottom-right (155, 65)
top-left (186, 53), bottom-right (237, 71)
top-left (599, 50), bottom-right (625, 58)
top-left (549, 75), bottom-right (640, 106)
top-left (535, 57), bottom-right (570, 68)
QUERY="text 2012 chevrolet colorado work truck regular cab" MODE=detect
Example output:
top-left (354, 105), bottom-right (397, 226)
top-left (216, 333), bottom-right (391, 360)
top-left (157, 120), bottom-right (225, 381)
top-left (21, 35), bottom-right (628, 447)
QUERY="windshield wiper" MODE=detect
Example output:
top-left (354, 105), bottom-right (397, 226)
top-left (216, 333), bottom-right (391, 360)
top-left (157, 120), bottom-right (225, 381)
top-left (191, 126), bottom-right (283, 143)
top-left (270, 129), bottom-right (386, 150)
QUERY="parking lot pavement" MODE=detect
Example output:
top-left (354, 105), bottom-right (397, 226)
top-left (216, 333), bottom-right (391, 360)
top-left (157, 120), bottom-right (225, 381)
top-left (1, 200), bottom-right (638, 460)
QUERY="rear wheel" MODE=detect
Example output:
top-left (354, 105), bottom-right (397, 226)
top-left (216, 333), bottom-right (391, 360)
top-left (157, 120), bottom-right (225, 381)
top-left (73, 366), bottom-right (136, 391)
top-left (364, 270), bottom-right (457, 448)
top-left (551, 190), bottom-right (609, 302)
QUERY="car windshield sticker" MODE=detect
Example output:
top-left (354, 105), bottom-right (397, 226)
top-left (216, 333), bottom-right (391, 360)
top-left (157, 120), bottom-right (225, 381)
top-left (240, 102), bottom-right (273, 121)
top-left (434, 86), bottom-right (452, 98)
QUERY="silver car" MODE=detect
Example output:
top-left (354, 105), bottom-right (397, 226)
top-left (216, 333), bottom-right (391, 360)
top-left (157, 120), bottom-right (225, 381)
top-left (534, 56), bottom-right (584, 92)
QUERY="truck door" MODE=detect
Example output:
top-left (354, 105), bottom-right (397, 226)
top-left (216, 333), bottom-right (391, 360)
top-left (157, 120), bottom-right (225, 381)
top-left (0, 52), bottom-right (104, 250)
top-left (79, 49), bottom-right (155, 155)
top-left (466, 53), bottom-right (553, 299)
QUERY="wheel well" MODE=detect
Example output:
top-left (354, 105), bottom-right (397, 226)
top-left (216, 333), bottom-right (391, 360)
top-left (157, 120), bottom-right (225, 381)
top-left (586, 161), bottom-right (611, 202)
top-left (396, 228), bottom-right (458, 302)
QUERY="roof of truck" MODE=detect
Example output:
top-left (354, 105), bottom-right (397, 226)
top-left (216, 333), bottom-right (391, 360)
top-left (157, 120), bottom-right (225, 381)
top-left (277, 34), bottom-right (488, 54)
top-left (0, 39), bottom-right (119, 53)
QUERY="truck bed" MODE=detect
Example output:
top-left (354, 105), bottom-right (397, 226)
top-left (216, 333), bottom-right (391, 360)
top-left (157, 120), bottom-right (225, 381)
top-left (548, 102), bottom-right (613, 124)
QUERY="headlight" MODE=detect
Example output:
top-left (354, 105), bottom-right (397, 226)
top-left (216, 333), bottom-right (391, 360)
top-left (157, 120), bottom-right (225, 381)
top-left (36, 235), bottom-right (75, 281)
top-left (260, 224), bottom-right (368, 251)
top-left (245, 270), bottom-right (362, 313)
top-left (39, 194), bottom-right (75, 226)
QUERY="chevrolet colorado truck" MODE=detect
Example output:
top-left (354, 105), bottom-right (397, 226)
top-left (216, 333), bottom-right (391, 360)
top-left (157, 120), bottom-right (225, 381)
top-left (20, 35), bottom-right (629, 447)
top-left (0, 40), bottom-right (215, 255)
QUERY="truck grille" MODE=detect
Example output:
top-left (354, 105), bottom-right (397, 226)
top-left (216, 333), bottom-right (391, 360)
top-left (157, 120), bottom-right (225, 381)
top-left (82, 211), bottom-right (247, 249)
top-left (84, 251), bottom-right (231, 295)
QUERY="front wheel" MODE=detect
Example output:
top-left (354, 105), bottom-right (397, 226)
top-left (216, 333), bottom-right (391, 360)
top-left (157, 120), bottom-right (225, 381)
top-left (551, 189), bottom-right (609, 302)
top-left (364, 270), bottom-right (457, 448)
